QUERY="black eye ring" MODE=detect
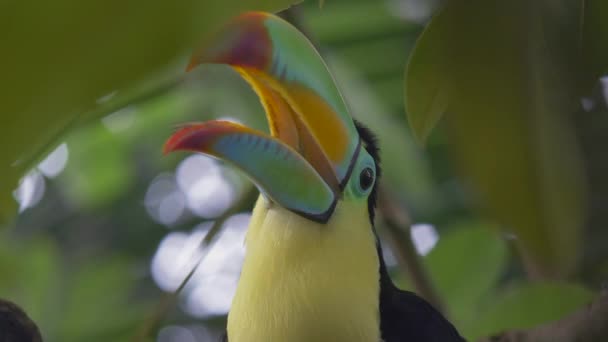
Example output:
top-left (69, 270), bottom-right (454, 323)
top-left (359, 167), bottom-right (374, 191)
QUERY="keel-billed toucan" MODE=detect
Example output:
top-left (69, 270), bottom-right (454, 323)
top-left (164, 11), bottom-right (465, 342)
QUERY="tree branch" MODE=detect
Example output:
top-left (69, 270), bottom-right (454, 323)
top-left (377, 184), bottom-right (445, 313)
top-left (132, 186), bottom-right (257, 342)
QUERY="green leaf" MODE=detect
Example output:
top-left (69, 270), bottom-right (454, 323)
top-left (404, 14), bottom-right (448, 145)
top-left (403, 0), bottom-right (586, 278)
top-left (393, 222), bottom-right (509, 326)
top-left (424, 222), bottom-right (508, 322)
top-left (0, 237), bottom-right (62, 338)
top-left (59, 125), bottom-right (133, 209)
top-left (0, 235), bottom-right (153, 341)
top-left (58, 256), bottom-right (147, 341)
top-left (0, 0), bottom-right (300, 222)
top-left (580, 0), bottom-right (608, 92)
top-left (468, 282), bottom-right (595, 340)
top-left (305, 1), bottom-right (413, 44)
top-left (14, 239), bottom-right (62, 332)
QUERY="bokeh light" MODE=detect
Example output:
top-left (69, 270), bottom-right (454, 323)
top-left (14, 142), bottom-right (71, 213)
top-left (151, 213), bottom-right (250, 318)
top-left (410, 223), bottom-right (439, 256)
top-left (102, 106), bottom-right (137, 133)
top-left (176, 155), bottom-right (237, 219)
top-left (600, 75), bottom-right (608, 105)
top-left (387, 0), bottom-right (439, 23)
top-left (14, 170), bottom-right (46, 213)
top-left (381, 240), bottom-right (398, 268)
top-left (184, 274), bottom-right (238, 317)
top-left (145, 173), bottom-right (187, 226)
top-left (157, 325), bottom-right (217, 342)
top-left (37, 143), bottom-right (69, 178)
top-left (157, 325), bottom-right (197, 342)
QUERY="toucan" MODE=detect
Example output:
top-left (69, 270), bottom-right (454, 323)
top-left (164, 11), bottom-right (465, 342)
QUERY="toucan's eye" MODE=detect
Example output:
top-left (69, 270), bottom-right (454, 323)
top-left (359, 167), bottom-right (374, 191)
top-left (348, 151), bottom-right (376, 199)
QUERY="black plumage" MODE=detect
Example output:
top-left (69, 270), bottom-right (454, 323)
top-left (357, 122), bottom-right (466, 342)
top-left (0, 299), bottom-right (42, 342)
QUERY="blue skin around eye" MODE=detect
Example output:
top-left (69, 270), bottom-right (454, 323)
top-left (348, 150), bottom-right (376, 199)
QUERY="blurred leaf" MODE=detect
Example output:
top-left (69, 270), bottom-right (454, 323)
top-left (425, 222), bottom-right (508, 321)
top-left (336, 36), bottom-right (411, 81)
top-left (305, 1), bottom-right (414, 44)
top-left (60, 126), bottom-right (133, 209)
top-left (468, 282), bottom-right (595, 340)
top-left (0, 238), bottom-right (154, 342)
top-left (404, 15), bottom-right (448, 145)
top-left (0, 0), bottom-right (300, 222)
top-left (15, 239), bottom-right (61, 333)
top-left (0, 241), bottom-right (21, 290)
top-left (580, 0), bottom-right (608, 92)
top-left (393, 222), bottom-right (509, 327)
top-left (403, 0), bottom-right (586, 278)
top-left (58, 256), bottom-right (147, 341)
top-left (0, 237), bottom-right (61, 338)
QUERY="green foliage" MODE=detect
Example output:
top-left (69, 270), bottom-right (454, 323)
top-left (404, 20), bottom-right (447, 145)
top-left (0, 236), bottom-right (148, 342)
top-left (306, 1), bottom-right (413, 44)
top-left (395, 223), bottom-right (508, 327)
top-left (3, 238), bottom-right (61, 335)
top-left (0, 0), bottom-right (301, 222)
top-left (580, 0), bottom-right (608, 92)
top-left (58, 257), bottom-right (148, 342)
top-left (469, 282), bottom-right (594, 340)
top-left (60, 126), bottom-right (134, 210)
top-left (424, 222), bottom-right (508, 321)
top-left (395, 222), bottom-right (594, 340)
top-left (404, 0), bottom-right (591, 278)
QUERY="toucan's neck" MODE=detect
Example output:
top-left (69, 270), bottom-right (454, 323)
top-left (227, 196), bottom-right (381, 342)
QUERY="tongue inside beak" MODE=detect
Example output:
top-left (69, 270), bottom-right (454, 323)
top-left (164, 11), bottom-right (361, 222)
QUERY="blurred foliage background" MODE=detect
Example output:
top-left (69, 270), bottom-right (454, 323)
top-left (1, 0), bottom-right (607, 341)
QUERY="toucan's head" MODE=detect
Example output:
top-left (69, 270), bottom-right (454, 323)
top-left (164, 12), bottom-right (380, 224)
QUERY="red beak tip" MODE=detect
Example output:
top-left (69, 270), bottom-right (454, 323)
top-left (162, 138), bottom-right (181, 155)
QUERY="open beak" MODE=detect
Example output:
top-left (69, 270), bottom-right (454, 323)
top-left (164, 12), bottom-right (361, 223)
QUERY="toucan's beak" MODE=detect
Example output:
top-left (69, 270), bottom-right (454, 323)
top-left (164, 12), bottom-right (361, 223)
